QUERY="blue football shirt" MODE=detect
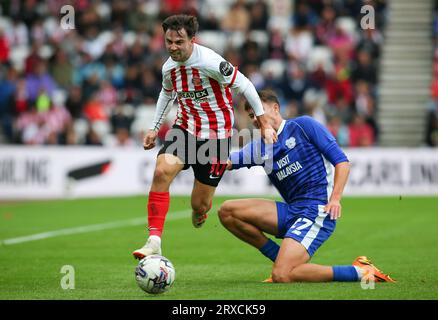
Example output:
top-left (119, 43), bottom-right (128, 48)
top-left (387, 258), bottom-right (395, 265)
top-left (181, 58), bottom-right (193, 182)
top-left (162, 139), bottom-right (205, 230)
top-left (230, 116), bottom-right (349, 204)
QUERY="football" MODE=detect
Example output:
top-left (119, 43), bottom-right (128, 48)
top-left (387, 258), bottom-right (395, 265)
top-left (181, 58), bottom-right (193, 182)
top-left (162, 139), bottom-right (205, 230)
top-left (135, 255), bottom-right (176, 294)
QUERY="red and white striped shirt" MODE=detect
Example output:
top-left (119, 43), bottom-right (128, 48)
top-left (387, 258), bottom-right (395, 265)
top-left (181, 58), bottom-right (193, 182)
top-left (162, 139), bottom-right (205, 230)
top-left (152, 43), bottom-right (263, 139)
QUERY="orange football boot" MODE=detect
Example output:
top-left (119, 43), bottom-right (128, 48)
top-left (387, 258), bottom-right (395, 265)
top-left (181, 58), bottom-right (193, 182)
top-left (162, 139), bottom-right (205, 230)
top-left (352, 256), bottom-right (396, 283)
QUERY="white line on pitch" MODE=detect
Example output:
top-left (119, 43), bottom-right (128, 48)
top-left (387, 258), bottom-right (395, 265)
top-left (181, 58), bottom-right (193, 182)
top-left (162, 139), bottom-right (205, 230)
top-left (0, 208), bottom-right (210, 246)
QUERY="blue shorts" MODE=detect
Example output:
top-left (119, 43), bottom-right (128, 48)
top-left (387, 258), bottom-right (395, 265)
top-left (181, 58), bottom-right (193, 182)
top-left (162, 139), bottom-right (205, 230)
top-left (276, 201), bottom-right (336, 257)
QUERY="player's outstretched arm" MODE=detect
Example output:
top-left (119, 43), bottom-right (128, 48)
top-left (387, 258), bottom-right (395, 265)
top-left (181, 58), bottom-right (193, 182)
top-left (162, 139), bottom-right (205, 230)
top-left (227, 141), bottom-right (261, 170)
top-left (228, 69), bottom-right (278, 144)
top-left (324, 161), bottom-right (350, 220)
top-left (206, 55), bottom-right (278, 143)
top-left (144, 88), bottom-right (175, 150)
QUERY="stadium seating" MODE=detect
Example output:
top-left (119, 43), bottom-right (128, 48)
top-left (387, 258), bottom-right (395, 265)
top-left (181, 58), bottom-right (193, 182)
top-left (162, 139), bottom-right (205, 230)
top-left (0, 0), bottom-right (390, 148)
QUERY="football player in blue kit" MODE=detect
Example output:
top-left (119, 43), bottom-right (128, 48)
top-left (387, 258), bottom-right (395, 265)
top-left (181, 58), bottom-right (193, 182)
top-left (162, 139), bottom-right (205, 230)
top-left (219, 89), bottom-right (395, 283)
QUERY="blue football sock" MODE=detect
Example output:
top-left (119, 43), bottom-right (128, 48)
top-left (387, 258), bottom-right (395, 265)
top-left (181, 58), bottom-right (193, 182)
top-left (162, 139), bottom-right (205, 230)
top-left (332, 266), bottom-right (360, 282)
top-left (259, 239), bottom-right (280, 262)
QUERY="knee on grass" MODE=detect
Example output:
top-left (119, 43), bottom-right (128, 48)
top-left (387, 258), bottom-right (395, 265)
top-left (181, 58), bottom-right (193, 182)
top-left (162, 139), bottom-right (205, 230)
top-left (272, 267), bottom-right (301, 283)
top-left (272, 271), bottom-right (291, 283)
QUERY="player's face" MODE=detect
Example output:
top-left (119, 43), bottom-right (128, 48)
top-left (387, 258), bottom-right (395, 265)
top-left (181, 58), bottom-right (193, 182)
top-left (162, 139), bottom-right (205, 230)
top-left (248, 111), bottom-right (259, 129)
top-left (247, 102), bottom-right (278, 129)
top-left (165, 29), bottom-right (194, 62)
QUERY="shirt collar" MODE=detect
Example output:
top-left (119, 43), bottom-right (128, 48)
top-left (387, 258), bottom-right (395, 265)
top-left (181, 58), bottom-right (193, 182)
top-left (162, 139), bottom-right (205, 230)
top-left (277, 120), bottom-right (286, 135)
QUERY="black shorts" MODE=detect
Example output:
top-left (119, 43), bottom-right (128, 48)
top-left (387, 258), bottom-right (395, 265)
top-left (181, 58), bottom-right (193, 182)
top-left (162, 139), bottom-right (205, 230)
top-left (158, 125), bottom-right (231, 187)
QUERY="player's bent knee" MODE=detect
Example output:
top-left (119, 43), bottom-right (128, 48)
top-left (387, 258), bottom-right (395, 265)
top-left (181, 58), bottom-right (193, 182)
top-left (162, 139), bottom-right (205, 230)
top-left (218, 201), bottom-right (235, 220)
top-left (218, 202), bottom-right (235, 224)
top-left (153, 167), bottom-right (173, 184)
top-left (272, 268), bottom-right (294, 283)
top-left (217, 207), bottom-right (227, 222)
top-left (272, 273), bottom-right (292, 283)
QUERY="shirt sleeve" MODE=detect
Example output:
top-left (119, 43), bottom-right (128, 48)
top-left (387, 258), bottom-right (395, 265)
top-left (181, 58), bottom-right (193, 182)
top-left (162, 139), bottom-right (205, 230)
top-left (229, 140), bottom-right (263, 170)
top-left (205, 57), bottom-right (265, 117)
top-left (204, 50), bottom-right (264, 116)
top-left (150, 89), bottom-right (175, 131)
top-left (239, 77), bottom-right (264, 116)
top-left (162, 70), bottom-right (173, 92)
top-left (295, 116), bottom-right (349, 165)
top-left (203, 50), bottom-right (239, 87)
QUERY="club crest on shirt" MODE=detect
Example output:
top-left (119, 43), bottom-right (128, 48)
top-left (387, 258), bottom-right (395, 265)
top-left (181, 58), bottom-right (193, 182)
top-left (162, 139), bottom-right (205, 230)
top-left (285, 137), bottom-right (296, 149)
top-left (192, 75), bottom-right (203, 87)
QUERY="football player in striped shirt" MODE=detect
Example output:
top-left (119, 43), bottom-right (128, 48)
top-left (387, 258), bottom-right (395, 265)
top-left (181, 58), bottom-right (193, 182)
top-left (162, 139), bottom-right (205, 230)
top-left (219, 89), bottom-right (395, 283)
top-left (133, 15), bottom-right (277, 259)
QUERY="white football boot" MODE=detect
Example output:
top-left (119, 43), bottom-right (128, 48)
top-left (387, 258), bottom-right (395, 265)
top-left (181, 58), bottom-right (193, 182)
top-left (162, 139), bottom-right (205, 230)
top-left (132, 235), bottom-right (162, 260)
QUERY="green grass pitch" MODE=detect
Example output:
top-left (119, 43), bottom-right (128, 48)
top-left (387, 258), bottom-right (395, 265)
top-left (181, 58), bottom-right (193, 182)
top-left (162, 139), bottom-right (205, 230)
top-left (0, 195), bottom-right (437, 300)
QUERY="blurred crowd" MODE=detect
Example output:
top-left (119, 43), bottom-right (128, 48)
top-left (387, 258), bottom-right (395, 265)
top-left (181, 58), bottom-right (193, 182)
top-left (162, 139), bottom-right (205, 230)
top-left (0, 0), bottom-right (388, 148)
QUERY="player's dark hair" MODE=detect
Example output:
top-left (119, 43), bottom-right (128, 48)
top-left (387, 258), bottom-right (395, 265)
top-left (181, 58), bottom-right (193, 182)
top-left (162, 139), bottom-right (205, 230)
top-left (245, 89), bottom-right (280, 111)
top-left (162, 15), bottom-right (199, 38)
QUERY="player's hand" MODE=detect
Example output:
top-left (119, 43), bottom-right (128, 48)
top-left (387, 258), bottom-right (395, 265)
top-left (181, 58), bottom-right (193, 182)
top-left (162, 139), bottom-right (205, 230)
top-left (258, 120), bottom-right (278, 144)
top-left (226, 159), bottom-right (233, 170)
top-left (143, 129), bottom-right (158, 150)
top-left (324, 199), bottom-right (341, 220)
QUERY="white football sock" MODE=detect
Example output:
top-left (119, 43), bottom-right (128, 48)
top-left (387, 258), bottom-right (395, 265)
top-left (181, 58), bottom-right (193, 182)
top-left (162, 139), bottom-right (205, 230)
top-left (354, 266), bottom-right (365, 279)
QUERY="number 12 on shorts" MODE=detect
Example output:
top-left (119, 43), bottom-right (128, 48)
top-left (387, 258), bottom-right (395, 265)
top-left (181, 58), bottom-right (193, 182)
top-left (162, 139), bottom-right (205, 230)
top-left (289, 218), bottom-right (313, 236)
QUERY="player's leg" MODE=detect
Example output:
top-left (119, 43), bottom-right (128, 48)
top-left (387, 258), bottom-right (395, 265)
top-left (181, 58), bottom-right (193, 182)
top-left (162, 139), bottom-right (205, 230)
top-left (190, 137), bottom-right (230, 228)
top-left (133, 125), bottom-right (193, 259)
top-left (218, 199), bottom-right (281, 262)
top-left (190, 179), bottom-right (215, 228)
top-left (150, 153), bottom-right (185, 192)
top-left (133, 153), bottom-right (184, 260)
top-left (270, 204), bottom-right (395, 283)
top-left (271, 238), bottom-right (333, 282)
top-left (270, 203), bottom-right (348, 283)
top-left (147, 153), bottom-right (184, 234)
top-left (272, 239), bottom-right (396, 283)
